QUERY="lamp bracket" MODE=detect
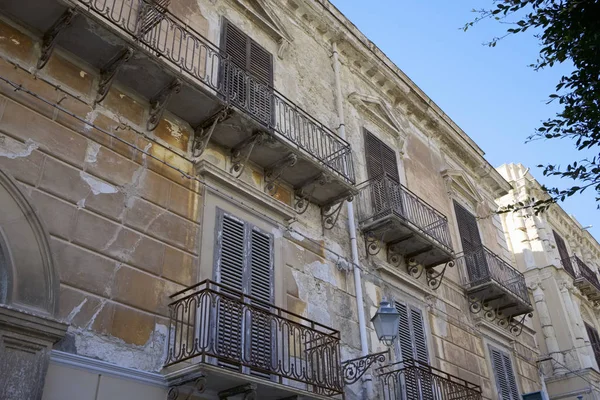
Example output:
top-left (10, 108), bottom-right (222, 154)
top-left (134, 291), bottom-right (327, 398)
top-left (341, 349), bottom-right (390, 385)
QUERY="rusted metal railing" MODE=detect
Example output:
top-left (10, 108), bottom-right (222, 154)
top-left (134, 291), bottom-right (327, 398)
top-left (356, 174), bottom-right (452, 250)
top-left (165, 280), bottom-right (344, 397)
top-left (565, 255), bottom-right (600, 292)
top-left (457, 246), bottom-right (530, 306)
top-left (377, 358), bottom-right (482, 400)
top-left (76, 0), bottom-right (355, 184)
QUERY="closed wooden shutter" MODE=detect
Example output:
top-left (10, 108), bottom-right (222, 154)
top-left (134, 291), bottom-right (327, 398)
top-left (395, 303), bottom-right (432, 399)
top-left (585, 323), bottom-right (600, 367)
top-left (490, 347), bottom-right (519, 400)
top-left (553, 230), bottom-right (574, 277)
top-left (249, 228), bottom-right (274, 372)
top-left (216, 214), bottom-right (245, 360)
top-left (454, 201), bottom-right (487, 283)
top-left (215, 211), bottom-right (274, 373)
top-left (364, 130), bottom-right (399, 182)
top-left (222, 20), bottom-right (273, 124)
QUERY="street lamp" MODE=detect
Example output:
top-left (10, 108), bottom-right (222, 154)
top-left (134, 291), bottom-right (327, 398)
top-left (342, 300), bottom-right (401, 385)
top-left (371, 300), bottom-right (401, 347)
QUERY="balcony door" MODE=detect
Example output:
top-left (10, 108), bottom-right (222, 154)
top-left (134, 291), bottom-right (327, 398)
top-left (221, 20), bottom-right (274, 126)
top-left (394, 303), bottom-right (434, 400)
top-left (214, 210), bottom-right (274, 376)
top-left (365, 130), bottom-right (401, 219)
top-left (453, 201), bottom-right (487, 284)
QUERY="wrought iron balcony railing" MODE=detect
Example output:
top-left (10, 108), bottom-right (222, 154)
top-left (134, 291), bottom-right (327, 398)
top-left (76, 0), bottom-right (355, 184)
top-left (565, 255), bottom-right (600, 293)
top-left (457, 246), bottom-right (530, 307)
top-left (377, 359), bottom-right (482, 400)
top-left (165, 280), bottom-right (344, 397)
top-left (356, 175), bottom-right (452, 251)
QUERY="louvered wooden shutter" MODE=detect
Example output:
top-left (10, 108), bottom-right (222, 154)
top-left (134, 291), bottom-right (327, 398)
top-left (216, 214), bottom-right (245, 360)
top-left (222, 20), bottom-right (273, 124)
top-left (364, 130), bottom-right (399, 182)
top-left (215, 212), bottom-right (275, 373)
top-left (411, 309), bottom-right (429, 364)
top-left (585, 323), bottom-right (600, 367)
top-left (490, 347), bottom-right (519, 400)
top-left (249, 228), bottom-right (274, 372)
top-left (454, 201), bottom-right (487, 282)
top-left (553, 230), bottom-right (574, 277)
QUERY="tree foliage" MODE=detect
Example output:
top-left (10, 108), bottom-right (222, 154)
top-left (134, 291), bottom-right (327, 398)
top-left (465, 0), bottom-right (600, 213)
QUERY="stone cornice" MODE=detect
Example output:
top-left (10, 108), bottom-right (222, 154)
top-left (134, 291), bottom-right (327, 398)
top-left (0, 304), bottom-right (67, 343)
top-left (280, 0), bottom-right (510, 198)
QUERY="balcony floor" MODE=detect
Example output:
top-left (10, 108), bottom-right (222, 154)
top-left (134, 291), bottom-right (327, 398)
top-left (0, 0), bottom-right (354, 206)
top-left (363, 215), bottom-right (453, 268)
top-left (166, 363), bottom-right (339, 400)
top-left (467, 280), bottom-right (533, 319)
top-left (574, 278), bottom-right (600, 301)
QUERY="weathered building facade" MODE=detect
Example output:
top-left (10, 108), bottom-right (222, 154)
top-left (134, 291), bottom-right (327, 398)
top-left (0, 0), bottom-right (543, 399)
top-left (499, 163), bottom-right (600, 399)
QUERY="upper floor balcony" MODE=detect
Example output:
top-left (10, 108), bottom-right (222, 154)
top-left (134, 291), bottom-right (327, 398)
top-left (356, 175), bottom-right (454, 272)
top-left (457, 246), bottom-right (533, 327)
top-left (165, 280), bottom-right (344, 399)
top-left (377, 358), bottom-right (482, 400)
top-left (563, 256), bottom-right (600, 303)
top-left (0, 0), bottom-right (355, 209)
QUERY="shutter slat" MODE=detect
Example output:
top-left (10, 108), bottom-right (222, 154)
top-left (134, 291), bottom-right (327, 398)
top-left (410, 308), bottom-right (429, 364)
top-left (454, 201), bottom-right (487, 281)
top-left (490, 347), bottom-right (519, 400)
top-left (502, 353), bottom-right (519, 400)
top-left (365, 130), bottom-right (399, 181)
top-left (553, 230), bottom-right (574, 276)
top-left (395, 303), bottom-right (413, 362)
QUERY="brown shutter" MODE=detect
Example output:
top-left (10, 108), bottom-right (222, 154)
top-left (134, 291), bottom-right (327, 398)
top-left (585, 323), bottom-right (600, 367)
top-left (553, 230), bottom-right (574, 277)
top-left (454, 201), bottom-right (487, 282)
top-left (364, 130), bottom-right (399, 182)
top-left (222, 20), bottom-right (273, 125)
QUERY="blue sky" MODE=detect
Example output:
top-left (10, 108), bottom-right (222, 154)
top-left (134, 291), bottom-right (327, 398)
top-left (330, 0), bottom-right (599, 240)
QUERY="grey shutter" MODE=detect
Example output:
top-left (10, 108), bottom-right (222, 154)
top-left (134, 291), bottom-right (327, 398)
top-left (411, 308), bottom-right (429, 364)
top-left (222, 20), bottom-right (249, 109)
top-left (454, 201), bottom-right (487, 283)
top-left (553, 230), bottom-right (574, 277)
top-left (490, 347), bottom-right (519, 400)
top-left (585, 323), bottom-right (600, 367)
top-left (249, 228), bottom-right (274, 372)
top-left (215, 214), bottom-right (246, 361)
top-left (395, 303), bottom-right (414, 361)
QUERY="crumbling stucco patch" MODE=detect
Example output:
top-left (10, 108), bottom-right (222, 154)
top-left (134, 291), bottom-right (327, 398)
top-left (71, 323), bottom-right (168, 372)
top-left (84, 141), bottom-right (101, 164)
top-left (0, 136), bottom-right (38, 159)
top-left (165, 119), bottom-right (184, 142)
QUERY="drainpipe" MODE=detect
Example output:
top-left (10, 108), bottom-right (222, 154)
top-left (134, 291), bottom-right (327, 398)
top-left (332, 41), bottom-right (372, 396)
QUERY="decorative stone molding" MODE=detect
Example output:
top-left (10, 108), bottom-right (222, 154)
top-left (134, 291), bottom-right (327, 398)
top-left (232, 0), bottom-right (293, 59)
top-left (348, 92), bottom-right (407, 140)
top-left (0, 305), bottom-right (68, 400)
top-left (441, 169), bottom-right (483, 207)
top-left (195, 160), bottom-right (296, 222)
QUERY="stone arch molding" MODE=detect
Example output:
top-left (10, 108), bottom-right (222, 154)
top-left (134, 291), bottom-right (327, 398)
top-left (0, 168), bottom-right (59, 316)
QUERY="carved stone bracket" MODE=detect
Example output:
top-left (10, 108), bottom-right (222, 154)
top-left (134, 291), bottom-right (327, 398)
top-left (218, 383), bottom-right (257, 400)
top-left (192, 107), bottom-right (232, 159)
top-left (321, 194), bottom-right (353, 231)
top-left (387, 244), bottom-right (403, 267)
top-left (37, 9), bottom-right (77, 70)
top-left (96, 48), bottom-right (134, 104)
top-left (294, 173), bottom-right (331, 214)
top-left (231, 132), bottom-right (270, 178)
top-left (425, 260), bottom-right (454, 290)
top-left (147, 79), bottom-right (182, 131)
top-left (341, 350), bottom-right (389, 385)
top-left (265, 153), bottom-right (297, 195)
top-left (167, 373), bottom-right (206, 400)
